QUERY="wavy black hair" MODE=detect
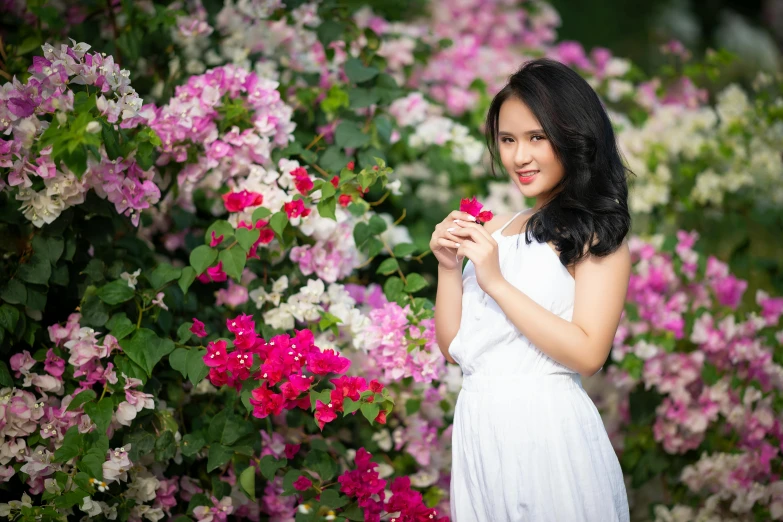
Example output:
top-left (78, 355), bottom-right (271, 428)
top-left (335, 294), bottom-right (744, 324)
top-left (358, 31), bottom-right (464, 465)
top-left (486, 58), bottom-right (632, 268)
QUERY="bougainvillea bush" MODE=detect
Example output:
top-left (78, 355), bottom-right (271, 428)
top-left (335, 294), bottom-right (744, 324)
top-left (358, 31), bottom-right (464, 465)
top-left (1, 1), bottom-right (782, 521)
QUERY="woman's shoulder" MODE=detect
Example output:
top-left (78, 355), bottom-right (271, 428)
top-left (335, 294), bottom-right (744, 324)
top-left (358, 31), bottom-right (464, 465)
top-left (483, 210), bottom-right (531, 236)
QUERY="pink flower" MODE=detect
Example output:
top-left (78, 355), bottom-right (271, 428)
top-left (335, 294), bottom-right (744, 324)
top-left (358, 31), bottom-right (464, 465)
top-left (284, 444), bottom-right (300, 459)
top-left (222, 189), bottom-right (264, 213)
top-left (197, 261), bottom-right (227, 283)
top-left (459, 196), bottom-right (493, 224)
top-left (190, 318), bottom-right (208, 338)
top-left (210, 230), bottom-right (224, 247)
top-left (307, 349), bottom-right (351, 375)
top-left (204, 340), bottom-right (229, 369)
top-left (314, 400), bottom-right (338, 430)
top-left (293, 476), bottom-right (312, 491)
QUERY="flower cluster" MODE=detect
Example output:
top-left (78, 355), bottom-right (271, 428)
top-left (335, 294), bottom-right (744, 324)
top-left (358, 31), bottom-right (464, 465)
top-left (148, 64), bottom-right (295, 211)
top-left (337, 448), bottom-right (447, 522)
top-left (0, 42), bottom-right (159, 227)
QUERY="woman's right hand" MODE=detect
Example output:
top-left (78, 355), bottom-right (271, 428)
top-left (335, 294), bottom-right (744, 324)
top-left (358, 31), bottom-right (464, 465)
top-left (430, 211), bottom-right (477, 271)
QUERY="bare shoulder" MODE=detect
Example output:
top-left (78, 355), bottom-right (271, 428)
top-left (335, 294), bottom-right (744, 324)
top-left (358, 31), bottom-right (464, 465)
top-left (483, 212), bottom-right (522, 235)
top-left (575, 239), bottom-right (631, 277)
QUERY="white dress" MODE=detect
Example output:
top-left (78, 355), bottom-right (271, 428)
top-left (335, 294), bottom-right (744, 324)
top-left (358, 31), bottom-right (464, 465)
top-left (448, 211), bottom-right (630, 522)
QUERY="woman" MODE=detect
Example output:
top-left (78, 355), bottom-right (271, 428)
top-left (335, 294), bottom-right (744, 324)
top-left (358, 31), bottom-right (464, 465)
top-left (431, 58), bottom-right (632, 521)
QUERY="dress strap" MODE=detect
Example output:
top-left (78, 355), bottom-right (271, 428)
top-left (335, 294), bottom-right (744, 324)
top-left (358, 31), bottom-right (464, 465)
top-left (496, 210), bottom-right (525, 234)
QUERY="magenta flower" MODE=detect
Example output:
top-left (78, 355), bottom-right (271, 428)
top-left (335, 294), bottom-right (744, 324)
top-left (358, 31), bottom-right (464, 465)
top-left (190, 318), bottom-right (208, 338)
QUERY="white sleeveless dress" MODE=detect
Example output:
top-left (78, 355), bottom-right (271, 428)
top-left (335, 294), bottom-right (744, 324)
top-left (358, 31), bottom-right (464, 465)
top-left (448, 211), bottom-right (630, 522)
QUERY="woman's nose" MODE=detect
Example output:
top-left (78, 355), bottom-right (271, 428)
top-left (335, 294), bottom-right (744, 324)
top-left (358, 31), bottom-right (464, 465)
top-left (515, 144), bottom-right (532, 166)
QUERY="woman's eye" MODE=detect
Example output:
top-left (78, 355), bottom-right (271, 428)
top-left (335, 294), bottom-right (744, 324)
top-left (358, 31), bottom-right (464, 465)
top-left (501, 137), bottom-right (514, 143)
top-left (531, 135), bottom-right (545, 142)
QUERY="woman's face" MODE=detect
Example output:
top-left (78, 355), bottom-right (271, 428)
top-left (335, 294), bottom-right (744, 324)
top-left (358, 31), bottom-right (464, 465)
top-left (497, 96), bottom-right (565, 209)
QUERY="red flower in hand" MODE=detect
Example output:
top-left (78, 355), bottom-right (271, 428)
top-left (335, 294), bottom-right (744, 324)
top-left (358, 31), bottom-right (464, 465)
top-left (459, 196), bottom-right (494, 225)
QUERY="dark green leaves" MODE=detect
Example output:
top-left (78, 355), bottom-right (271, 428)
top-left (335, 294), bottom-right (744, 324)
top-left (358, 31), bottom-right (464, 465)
top-left (84, 397), bottom-right (114, 434)
top-left (335, 121), bottom-right (370, 149)
top-left (344, 58), bottom-right (379, 83)
top-left (190, 245), bottom-right (218, 275)
top-left (96, 279), bottom-right (135, 305)
top-left (119, 328), bottom-right (175, 377)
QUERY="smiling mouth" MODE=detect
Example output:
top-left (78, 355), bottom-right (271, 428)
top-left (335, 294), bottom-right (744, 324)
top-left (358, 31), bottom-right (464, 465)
top-left (517, 171), bottom-right (538, 182)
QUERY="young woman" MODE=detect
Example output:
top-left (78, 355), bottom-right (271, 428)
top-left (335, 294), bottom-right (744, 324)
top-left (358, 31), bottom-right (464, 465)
top-left (431, 58), bottom-right (632, 521)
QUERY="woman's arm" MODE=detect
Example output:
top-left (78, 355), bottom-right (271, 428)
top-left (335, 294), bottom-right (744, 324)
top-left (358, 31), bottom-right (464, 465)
top-left (484, 241), bottom-right (631, 377)
top-left (434, 265), bottom-right (462, 364)
top-left (434, 213), bottom-right (515, 364)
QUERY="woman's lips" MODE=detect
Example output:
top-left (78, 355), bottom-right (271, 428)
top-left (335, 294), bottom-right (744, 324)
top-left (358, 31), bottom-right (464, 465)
top-left (517, 171), bottom-right (538, 183)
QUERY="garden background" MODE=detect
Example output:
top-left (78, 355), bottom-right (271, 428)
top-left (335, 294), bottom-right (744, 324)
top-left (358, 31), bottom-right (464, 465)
top-left (1, 0), bottom-right (782, 521)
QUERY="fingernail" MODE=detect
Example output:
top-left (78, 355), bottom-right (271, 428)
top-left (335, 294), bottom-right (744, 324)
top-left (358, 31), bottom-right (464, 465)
top-left (467, 215), bottom-right (477, 221)
top-left (455, 243), bottom-right (461, 247)
top-left (447, 227), bottom-right (455, 232)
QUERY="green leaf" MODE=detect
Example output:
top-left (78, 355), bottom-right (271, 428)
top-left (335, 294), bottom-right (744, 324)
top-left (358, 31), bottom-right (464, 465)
top-left (177, 322), bottom-right (193, 343)
top-left (335, 121), bottom-right (370, 149)
top-left (317, 196), bottom-right (337, 221)
top-left (304, 450), bottom-right (338, 482)
top-left (251, 207), bottom-right (272, 222)
top-left (66, 390), bottom-right (97, 412)
top-left (119, 328), bottom-right (175, 377)
top-left (102, 122), bottom-right (122, 160)
top-left (392, 243), bottom-right (417, 258)
top-left (269, 212), bottom-right (289, 236)
top-left (383, 276), bottom-right (404, 302)
top-left (187, 348), bottom-right (208, 386)
top-left (136, 141), bottom-right (156, 170)
top-left (319, 146), bottom-right (350, 173)
top-left (316, 20), bottom-right (344, 47)
top-left (236, 227), bottom-right (261, 252)
top-left (353, 222), bottom-right (371, 247)
top-left (366, 238), bottom-right (383, 258)
top-left (319, 488), bottom-right (349, 509)
top-left (344, 58), bottom-right (379, 83)
top-left (181, 432), bottom-right (206, 457)
top-left (96, 279), bottom-right (135, 305)
top-left (342, 397), bottom-right (362, 415)
top-left (240, 466), bottom-right (256, 501)
top-left (0, 362), bottom-right (12, 387)
top-left (205, 220), bottom-right (234, 246)
top-left (169, 348), bottom-right (189, 379)
top-left (179, 267), bottom-right (197, 293)
top-left (106, 313), bottom-right (135, 340)
top-left (360, 402), bottom-right (380, 424)
top-left (259, 455), bottom-right (287, 480)
top-left (207, 444), bottom-right (234, 472)
top-left (376, 258), bottom-right (398, 275)
top-left (18, 253), bottom-right (51, 285)
top-left (124, 430), bottom-right (156, 462)
top-left (702, 362), bottom-right (720, 386)
top-left (348, 87), bottom-right (379, 109)
top-left (368, 215), bottom-right (387, 235)
top-left (53, 426), bottom-right (81, 463)
top-left (0, 304), bottom-right (20, 332)
top-left (155, 430), bottom-right (177, 461)
top-left (79, 450), bottom-right (104, 480)
top-left (148, 263), bottom-right (182, 289)
top-left (84, 397), bottom-right (114, 434)
top-left (32, 235), bottom-right (64, 264)
top-left (1, 279), bottom-right (26, 305)
top-left (403, 273), bottom-right (428, 293)
top-left (219, 247), bottom-right (247, 280)
top-left (190, 245), bottom-right (218, 275)
top-left (342, 503), bottom-right (365, 521)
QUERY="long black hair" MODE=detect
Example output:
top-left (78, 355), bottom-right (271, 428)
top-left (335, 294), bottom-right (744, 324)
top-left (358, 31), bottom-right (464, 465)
top-left (486, 58), bottom-right (632, 268)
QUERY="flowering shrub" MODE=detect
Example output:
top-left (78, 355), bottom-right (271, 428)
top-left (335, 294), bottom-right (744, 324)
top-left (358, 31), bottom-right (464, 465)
top-left (595, 232), bottom-right (783, 520)
top-left (1, 1), bottom-right (781, 521)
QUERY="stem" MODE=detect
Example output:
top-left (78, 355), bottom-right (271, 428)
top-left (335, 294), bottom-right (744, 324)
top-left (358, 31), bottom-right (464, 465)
top-left (392, 208), bottom-right (406, 226)
top-left (369, 191), bottom-right (389, 207)
top-left (305, 134), bottom-right (324, 150)
top-left (136, 300), bottom-right (143, 328)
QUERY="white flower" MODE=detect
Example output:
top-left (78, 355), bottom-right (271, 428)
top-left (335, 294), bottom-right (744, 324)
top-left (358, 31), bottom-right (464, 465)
top-left (80, 496), bottom-right (103, 516)
top-left (151, 292), bottom-right (168, 311)
top-left (120, 269), bottom-right (141, 289)
top-left (85, 121), bottom-right (101, 133)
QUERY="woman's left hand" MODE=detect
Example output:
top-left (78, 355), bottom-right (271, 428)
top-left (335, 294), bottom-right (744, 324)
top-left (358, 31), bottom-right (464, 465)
top-left (450, 219), bottom-right (505, 294)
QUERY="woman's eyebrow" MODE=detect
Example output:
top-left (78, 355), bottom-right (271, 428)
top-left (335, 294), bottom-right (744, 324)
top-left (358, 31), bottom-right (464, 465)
top-left (498, 129), bottom-right (545, 136)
